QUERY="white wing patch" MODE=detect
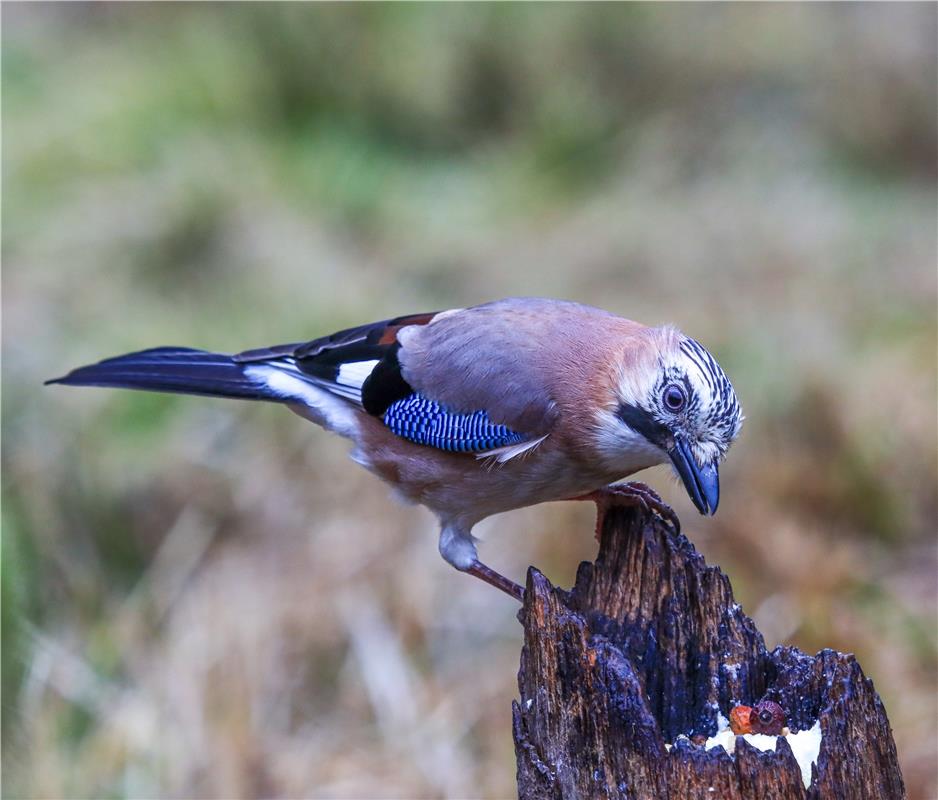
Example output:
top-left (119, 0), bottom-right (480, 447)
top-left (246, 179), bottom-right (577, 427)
top-left (244, 365), bottom-right (359, 437)
top-left (336, 359), bottom-right (379, 389)
top-left (276, 359), bottom-right (361, 402)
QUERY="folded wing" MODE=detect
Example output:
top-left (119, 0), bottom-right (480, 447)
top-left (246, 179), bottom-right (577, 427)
top-left (50, 301), bottom-right (570, 459)
top-left (255, 305), bottom-right (556, 456)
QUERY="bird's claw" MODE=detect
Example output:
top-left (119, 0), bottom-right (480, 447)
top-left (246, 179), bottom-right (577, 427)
top-left (589, 482), bottom-right (681, 536)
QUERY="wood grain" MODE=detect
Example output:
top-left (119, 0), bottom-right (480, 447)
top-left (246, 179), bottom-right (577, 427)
top-left (513, 505), bottom-right (905, 800)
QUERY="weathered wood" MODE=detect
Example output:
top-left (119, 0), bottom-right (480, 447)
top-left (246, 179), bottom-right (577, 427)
top-left (513, 505), bottom-right (905, 800)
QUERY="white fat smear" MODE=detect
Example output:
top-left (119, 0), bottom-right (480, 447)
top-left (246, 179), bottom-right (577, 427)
top-left (699, 713), bottom-right (822, 789)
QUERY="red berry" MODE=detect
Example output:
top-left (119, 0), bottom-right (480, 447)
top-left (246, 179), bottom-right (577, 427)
top-left (750, 700), bottom-right (786, 735)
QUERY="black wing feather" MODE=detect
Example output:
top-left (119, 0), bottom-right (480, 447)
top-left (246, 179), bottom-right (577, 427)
top-left (234, 312), bottom-right (438, 413)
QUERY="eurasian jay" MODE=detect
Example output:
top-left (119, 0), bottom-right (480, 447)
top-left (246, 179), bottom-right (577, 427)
top-left (48, 297), bottom-right (743, 600)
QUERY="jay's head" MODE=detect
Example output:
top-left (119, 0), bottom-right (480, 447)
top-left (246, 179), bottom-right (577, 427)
top-left (595, 327), bottom-right (743, 516)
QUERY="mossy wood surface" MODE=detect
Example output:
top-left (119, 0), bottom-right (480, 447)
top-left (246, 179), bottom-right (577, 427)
top-left (513, 506), bottom-right (905, 800)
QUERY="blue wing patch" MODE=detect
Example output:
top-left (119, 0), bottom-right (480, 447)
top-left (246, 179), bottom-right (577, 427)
top-left (383, 393), bottom-right (527, 452)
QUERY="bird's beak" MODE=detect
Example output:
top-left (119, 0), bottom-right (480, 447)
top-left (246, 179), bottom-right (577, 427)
top-left (668, 437), bottom-right (720, 515)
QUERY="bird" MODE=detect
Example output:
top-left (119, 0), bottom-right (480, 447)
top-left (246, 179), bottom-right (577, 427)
top-left (47, 297), bottom-right (743, 600)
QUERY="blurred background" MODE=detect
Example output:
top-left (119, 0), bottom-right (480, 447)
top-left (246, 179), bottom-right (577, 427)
top-left (3, 4), bottom-right (936, 798)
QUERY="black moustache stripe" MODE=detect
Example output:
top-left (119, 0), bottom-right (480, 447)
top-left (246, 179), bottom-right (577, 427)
top-left (617, 402), bottom-right (669, 448)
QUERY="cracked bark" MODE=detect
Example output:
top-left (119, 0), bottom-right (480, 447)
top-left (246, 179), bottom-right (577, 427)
top-left (513, 505), bottom-right (905, 800)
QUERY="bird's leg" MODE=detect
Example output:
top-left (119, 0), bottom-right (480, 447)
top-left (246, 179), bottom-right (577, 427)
top-left (439, 523), bottom-right (524, 601)
top-left (572, 482), bottom-right (681, 537)
top-left (466, 560), bottom-right (524, 601)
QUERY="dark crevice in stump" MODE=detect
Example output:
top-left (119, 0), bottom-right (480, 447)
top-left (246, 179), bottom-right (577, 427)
top-left (513, 505), bottom-right (905, 800)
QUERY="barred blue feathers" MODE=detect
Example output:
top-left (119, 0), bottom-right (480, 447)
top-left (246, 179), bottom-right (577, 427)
top-left (383, 393), bottom-right (527, 453)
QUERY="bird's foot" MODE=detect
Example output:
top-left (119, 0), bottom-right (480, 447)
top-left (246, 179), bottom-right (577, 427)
top-left (466, 560), bottom-right (524, 602)
top-left (583, 482), bottom-right (681, 537)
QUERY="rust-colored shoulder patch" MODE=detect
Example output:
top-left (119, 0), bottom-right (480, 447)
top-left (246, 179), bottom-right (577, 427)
top-left (377, 312), bottom-right (439, 345)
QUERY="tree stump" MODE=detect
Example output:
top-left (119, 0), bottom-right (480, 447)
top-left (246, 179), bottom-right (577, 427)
top-left (512, 505), bottom-right (906, 800)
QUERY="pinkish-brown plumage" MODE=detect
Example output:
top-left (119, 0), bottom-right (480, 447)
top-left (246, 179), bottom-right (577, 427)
top-left (49, 297), bottom-right (743, 598)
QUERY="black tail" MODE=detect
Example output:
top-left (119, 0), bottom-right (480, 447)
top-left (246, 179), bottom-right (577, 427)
top-left (46, 347), bottom-right (282, 402)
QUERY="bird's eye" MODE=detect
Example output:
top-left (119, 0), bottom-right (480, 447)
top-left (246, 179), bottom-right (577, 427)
top-left (758, 709), bottom-right (773, 724)
top-left (662, 384), bottom-right (686, 412)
